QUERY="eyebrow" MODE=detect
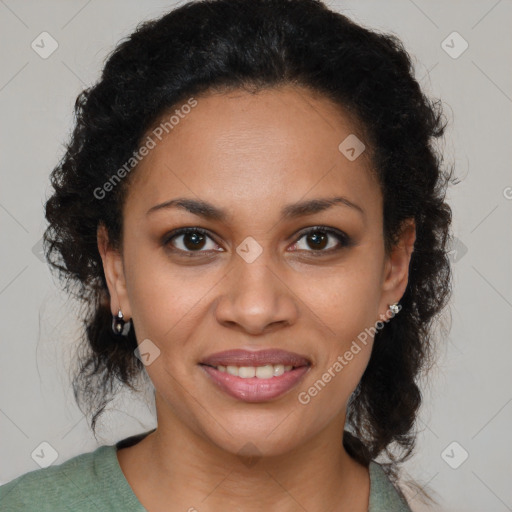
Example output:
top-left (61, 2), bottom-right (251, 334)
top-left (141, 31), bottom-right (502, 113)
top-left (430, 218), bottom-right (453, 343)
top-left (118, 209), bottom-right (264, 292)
top-left (146, 196), bottom-right (365, 221)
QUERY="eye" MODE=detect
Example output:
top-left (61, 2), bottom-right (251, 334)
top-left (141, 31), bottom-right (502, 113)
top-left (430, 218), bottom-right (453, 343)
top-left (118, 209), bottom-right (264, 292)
top-left (163, 225), bottom-right (352, 256)
top-left (163, 227), bottom-right (222, 254)
top-left (289, 226), bottom-right (351, 255)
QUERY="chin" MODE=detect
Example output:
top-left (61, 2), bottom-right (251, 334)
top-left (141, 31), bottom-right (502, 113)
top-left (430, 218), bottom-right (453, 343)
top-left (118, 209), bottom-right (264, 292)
top-left (201, 422), bottom-right (304, 460)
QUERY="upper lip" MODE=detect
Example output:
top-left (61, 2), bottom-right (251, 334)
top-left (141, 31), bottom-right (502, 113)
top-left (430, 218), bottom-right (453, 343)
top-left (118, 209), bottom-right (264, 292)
top-left (200, 349), bottom-right (311, 368)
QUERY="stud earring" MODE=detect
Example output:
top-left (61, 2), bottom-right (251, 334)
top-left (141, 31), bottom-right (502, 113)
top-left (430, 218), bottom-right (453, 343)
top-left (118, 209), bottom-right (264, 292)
top-left (112, 308), bottom-right (131, 336)
top-left (389, 302), bottom-right (401, 315)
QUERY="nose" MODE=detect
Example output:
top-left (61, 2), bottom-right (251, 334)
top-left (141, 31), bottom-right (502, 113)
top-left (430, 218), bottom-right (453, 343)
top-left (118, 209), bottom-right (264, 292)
top-left (214, 251), bottom-right (299, 336)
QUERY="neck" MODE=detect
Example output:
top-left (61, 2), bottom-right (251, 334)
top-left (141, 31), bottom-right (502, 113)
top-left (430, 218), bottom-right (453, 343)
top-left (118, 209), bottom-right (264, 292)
top-left (118, 396), bottom-right (370, 512)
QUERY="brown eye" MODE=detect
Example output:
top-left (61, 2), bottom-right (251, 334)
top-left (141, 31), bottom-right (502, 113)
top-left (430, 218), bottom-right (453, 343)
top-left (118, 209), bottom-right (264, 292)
top-left (305, 231), bottom-right (329, 250)
top-left (290, 227), bottom-right (351, 254)
top-left (181, 231), bottom-right (207, 250)
top-left (164, 227), bottom-right (220, 253)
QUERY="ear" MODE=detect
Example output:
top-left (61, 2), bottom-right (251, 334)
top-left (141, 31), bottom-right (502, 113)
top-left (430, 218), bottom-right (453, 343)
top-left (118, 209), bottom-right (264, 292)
top-left (379, 218), bottom-right (416, 316)
top-left (97, 223), bottom-right (131, 320)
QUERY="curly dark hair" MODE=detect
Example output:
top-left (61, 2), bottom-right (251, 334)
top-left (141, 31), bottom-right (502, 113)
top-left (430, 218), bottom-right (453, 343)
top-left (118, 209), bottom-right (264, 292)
top-left (43, 0), bottom-right (455, 505)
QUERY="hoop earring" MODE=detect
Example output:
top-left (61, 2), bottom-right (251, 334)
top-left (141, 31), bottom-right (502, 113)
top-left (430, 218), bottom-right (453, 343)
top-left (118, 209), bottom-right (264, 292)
top-left (389, 302), bottom-right (401, 315)
top-left (112, 308), bottom-right (131, 336)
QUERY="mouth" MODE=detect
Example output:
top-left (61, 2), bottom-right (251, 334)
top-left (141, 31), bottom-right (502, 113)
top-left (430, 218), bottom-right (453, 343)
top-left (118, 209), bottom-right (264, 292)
top-left (198, 348), bottom-right (311, 402)
top-left (199, 348), bottom-right (311, 369)
top-left (199, 362), bottom-right (306, 378)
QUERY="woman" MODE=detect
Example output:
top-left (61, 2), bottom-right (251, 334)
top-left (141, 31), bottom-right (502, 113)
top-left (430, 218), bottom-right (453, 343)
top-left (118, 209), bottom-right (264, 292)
top-left (0, 0), bottom-right (454, 510)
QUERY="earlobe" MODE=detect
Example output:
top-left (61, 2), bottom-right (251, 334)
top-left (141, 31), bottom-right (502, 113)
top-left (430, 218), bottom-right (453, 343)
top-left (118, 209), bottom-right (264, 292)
top-left (96, 223), bottom-right (130, 319)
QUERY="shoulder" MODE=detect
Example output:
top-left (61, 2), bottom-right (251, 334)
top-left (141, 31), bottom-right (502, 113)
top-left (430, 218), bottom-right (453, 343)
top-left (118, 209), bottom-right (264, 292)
top-left (0, 443), bottom-right (143, 512)
top-left (368, 461), bottom-right (413, 512)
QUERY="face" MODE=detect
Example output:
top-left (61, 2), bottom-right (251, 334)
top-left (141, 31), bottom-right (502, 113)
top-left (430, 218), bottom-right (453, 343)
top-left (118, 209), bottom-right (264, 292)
top-left (98, 85), bottom-right (415, 458)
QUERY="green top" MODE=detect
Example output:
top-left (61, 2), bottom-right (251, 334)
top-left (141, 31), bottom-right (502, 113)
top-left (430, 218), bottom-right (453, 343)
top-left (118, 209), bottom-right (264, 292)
top-left (0, 431), bottom-right (412, 511)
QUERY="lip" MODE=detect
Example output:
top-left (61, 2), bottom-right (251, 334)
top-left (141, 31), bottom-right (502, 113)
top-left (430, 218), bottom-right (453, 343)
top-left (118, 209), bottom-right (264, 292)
top-left (199, 348), bottom-right (311, 368)
top-left (200, 364), bottom-right (311, 402)
top-left (199, 348), bottom-right (312, 403)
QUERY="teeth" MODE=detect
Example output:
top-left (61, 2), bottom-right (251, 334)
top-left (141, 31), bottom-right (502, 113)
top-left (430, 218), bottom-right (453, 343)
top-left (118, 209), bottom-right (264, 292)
top-left (216, 364), bottom-right (294, 378)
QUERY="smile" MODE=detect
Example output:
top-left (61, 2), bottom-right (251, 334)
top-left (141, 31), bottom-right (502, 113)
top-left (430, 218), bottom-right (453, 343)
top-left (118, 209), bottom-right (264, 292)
top-left (199, 363), bottom-right (310, 402)
top-left (206, 363), bottom-right (294, 378)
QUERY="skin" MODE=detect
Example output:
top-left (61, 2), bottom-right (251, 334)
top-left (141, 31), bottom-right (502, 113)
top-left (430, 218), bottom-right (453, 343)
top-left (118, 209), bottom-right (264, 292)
top-left (97, 84), bottom-right (415, 512)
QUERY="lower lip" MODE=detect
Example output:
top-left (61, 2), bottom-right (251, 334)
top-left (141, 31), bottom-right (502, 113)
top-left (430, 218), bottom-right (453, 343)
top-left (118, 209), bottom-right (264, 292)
top-left (199, 364), bottom-right (310, 402)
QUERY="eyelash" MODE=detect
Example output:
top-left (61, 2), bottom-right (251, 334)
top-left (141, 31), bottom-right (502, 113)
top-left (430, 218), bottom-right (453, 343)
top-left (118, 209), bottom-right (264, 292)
top-left (162, 226), bottom-right (352, 257)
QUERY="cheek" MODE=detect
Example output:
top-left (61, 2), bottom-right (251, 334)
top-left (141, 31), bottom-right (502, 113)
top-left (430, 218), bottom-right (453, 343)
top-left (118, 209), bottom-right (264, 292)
top-left (297, 311), bottom-right (374, 426)
top-left (299, 257), bottom-right (383, 340)
top-left (300, 344), bottom-right (372, 432)
top-left (293, 253), bottom-right (382, 408)
top-left (124, 245), bottom-right (217, 344)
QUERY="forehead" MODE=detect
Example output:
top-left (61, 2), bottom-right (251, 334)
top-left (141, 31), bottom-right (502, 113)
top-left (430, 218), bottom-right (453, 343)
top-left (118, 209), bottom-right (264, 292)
top-left (124, 85), bottom-right (381, 222)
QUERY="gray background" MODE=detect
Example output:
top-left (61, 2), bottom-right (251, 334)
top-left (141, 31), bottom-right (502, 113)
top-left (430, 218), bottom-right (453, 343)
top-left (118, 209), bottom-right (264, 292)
top-left (1, 1), bottom-right (511, 511)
